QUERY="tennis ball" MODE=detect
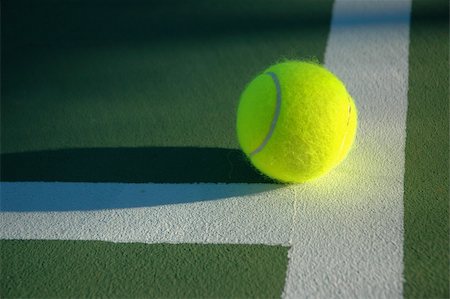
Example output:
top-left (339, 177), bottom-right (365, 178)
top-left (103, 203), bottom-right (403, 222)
top-left (236, 60), bottom-right (357, 183)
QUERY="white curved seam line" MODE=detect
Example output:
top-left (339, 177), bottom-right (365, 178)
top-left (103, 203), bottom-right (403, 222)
top-left (336, 99), bottom-right (352, 158)
top-left (249, 72), bottom-right (282, 157)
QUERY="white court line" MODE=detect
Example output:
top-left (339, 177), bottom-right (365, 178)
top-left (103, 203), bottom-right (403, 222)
top-left (282, 0), bottom-right (411, 298)
top-left (0, 183), bottom-right (294, 245)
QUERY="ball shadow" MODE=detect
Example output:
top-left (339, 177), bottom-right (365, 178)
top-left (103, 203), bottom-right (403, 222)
top-left (0, 147), bottom-right (282, 212)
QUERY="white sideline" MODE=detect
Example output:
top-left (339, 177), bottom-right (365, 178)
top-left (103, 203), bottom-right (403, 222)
top-left (282, 0), bottom-right (411, 298)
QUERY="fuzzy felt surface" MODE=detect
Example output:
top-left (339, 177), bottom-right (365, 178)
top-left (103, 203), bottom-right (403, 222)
top-left (237, 61), bottom-right (357, 182)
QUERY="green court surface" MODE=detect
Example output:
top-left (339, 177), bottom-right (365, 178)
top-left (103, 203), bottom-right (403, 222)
top-left (1, 1), bottom-right (331, 297)
top-left (1, 0), bottom-right (448, 298)
top-left (1, 240), bottom-right (289, 298)
top-left (403, 0), bottom-right (449, 296)
top-left (1, 0), bottom-right (332, 153)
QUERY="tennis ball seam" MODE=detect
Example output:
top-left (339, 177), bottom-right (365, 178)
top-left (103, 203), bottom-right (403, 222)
top-left (335, 98), bottom-right (353, 162)
top-left (249, 72), bottom-right (353, 161)
top-left (237, 61), bottom-right (358, 183)
top-left (249, 72), bottom-right (354, 168)
top-left (249, 72), bottom-right (282, 157)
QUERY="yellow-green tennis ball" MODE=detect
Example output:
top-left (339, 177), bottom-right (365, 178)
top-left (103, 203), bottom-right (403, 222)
top-left (236, 60), bottom-right (357, 183)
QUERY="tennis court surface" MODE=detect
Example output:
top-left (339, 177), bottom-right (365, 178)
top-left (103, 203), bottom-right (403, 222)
top-left (1, 0), bottom-right (448, 298)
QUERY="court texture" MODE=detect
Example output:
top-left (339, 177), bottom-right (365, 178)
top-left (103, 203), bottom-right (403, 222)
top-left (1, 0), bottom-right (448, 298)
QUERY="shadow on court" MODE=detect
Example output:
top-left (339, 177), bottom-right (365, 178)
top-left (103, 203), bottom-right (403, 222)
top-left (0, 147), bottom-right (282, 212)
